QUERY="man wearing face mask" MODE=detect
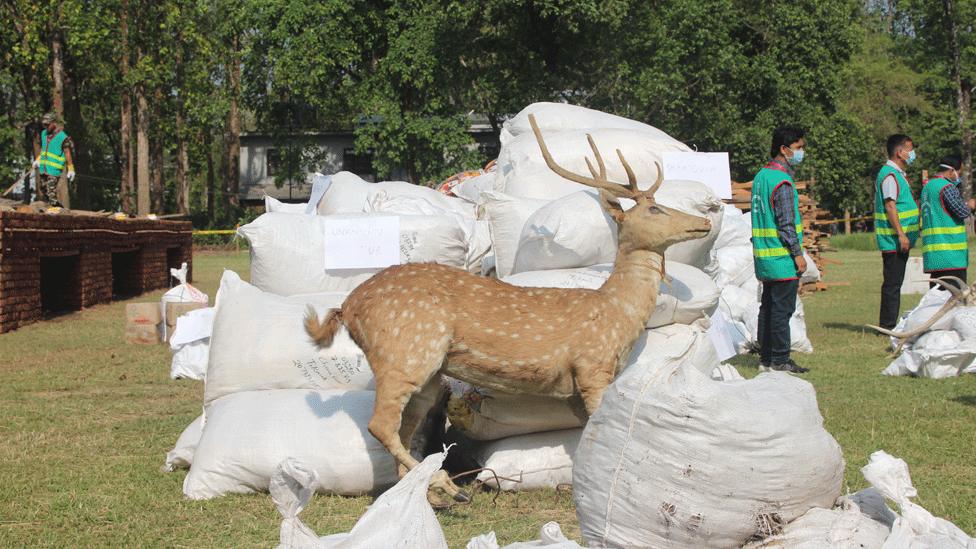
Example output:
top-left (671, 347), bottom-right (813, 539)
top-left (920, 154), bottom-right (973, 289)
top-left (751, 126), bottom-right (809, 374)
top-left (875, 134), bottom-right (920, 330)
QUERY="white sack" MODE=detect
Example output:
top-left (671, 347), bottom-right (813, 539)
top-left (883, 330), bottom-right (976, 379)
top-left (500, 102), bottom-right (689, 148)
top-left (708, 244), bottom-right (755, 289)
top-left (474, 429), bottom-right (581, 491)
top-left (239, 212), bottom-right (467, 295)
top-left (511, 191), bottom-right (616, 273)
top-left (713, 204), bottom-right (752, 250)
top-left (169, 306), bottom-right (215, 380)
top-left (574, 328), bottom-right (844, 548)
top-left (861, 451), bottom-right (976, 548)
top-left (889, 287), bottom-right (954, 349)
top-left (265, 195), bottom-right (310, 214)
top-left (317, 170), bottom-right (475, 220)
top-left (742, 506), bottom-right (890, 549)
top-left (503, 263), bottom-right (720, 329)
top-left (497, 128), bottom-right (688, 201)
top-left (273, 451), bottom-right (448, 549)
top-left (205, 271), bottom-right (372, 405)
top-left (447, 388), bottom-right (584, 442)
top-left (467, 522), bottom-right (582, 549)
top-left (480, 192), bottom-right (549, 278)
top-left (453, 171), bottom-right (501, 204)
top-left (185, 389), bottom-right (397, 500)
top-left (163, 414), bottom-right (203, 472)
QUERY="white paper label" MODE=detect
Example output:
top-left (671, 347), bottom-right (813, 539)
top-left (305, 173), bottom-right (332, 214)
top-left (663, 152), bottom-right (732, 199)
top-left (323, 216), bottom-right (401, 270)
top-left (707, 310), bottom-right (738, 362)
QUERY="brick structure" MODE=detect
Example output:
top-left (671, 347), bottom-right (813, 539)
top-left (0, 212), bottom-right (192, 333)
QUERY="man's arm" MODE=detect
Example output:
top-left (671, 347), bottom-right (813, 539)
top-left (63, 138), bottom-right (75, 181)
top-left (772, 183), bottom-right (807, 275)
top-left (883, 199), bottom-right (909, 252)
top-left (940, 184), bottom-right (971, 221)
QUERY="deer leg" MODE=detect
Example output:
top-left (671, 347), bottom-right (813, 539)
top-left (574, 366), bottom-right (615, 416)
top-left (398, 374), bottom-right (469, 507)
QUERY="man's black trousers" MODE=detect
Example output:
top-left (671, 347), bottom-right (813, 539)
top-left (879, 251), bottom-right (909, 330)
top-left (758, 278), bottom-right (799, 365)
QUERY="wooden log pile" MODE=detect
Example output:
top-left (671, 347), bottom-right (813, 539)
top-left (729, 179), bottom-right (836, 293)
top-left (0, 211), bottom-right (192, 333)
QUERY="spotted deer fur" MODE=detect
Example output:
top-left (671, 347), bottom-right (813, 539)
top-left (305, 115), bottom-right (712, 503)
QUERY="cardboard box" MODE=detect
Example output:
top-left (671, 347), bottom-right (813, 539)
top-left (165, 302), bottom-right (206, 327)
top-left (125, 323), bottom-right (161, 345)
top-left (126, 302), bottom-right (162, 325)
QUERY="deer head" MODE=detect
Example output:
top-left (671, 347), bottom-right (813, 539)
top-left (529, 114), bottom-right (711, 255)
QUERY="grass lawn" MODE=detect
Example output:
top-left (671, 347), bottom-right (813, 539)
top-left (0, 247), bottom-right (974, 547)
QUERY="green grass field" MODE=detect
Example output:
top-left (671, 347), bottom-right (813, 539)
top-left (1, 248), bottom-right (974, 547)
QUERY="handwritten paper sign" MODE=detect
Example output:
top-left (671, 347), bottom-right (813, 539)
top-left (323, 216), bottom-right (400, 270)
top-left (707, 310), bottom-right (739, 362)
top-left (663, 152), bottom-right (732, 199)
top-left (305, 173), bottom-right (332, 214)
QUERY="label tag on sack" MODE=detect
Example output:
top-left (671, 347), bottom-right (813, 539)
top-left (306, 173), bottom-right (332, 214)
top-left (323, 216), bottom-right (401, 270)
top-left (707, 310), bottom-right (738, 361)
top-left (663, 152), bottom-right (732, 199)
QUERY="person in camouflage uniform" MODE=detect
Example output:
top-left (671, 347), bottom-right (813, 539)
top-left (32, 112), bottom-right (75, 207)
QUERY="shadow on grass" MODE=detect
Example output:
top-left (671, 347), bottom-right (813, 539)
top-left (823, 322), bottom-right (881, 335)
top-left (951, 395), bottom-right (976, 407)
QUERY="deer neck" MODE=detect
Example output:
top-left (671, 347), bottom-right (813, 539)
top-left (599, 248), bottom-right (665, 322)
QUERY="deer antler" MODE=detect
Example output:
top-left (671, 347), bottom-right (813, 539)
top-left (529, 114), bottom-right (636, 199)
top-left (866, 286), bottom-right (963, 354)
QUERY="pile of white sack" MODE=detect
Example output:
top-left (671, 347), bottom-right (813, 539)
top-left (883, 286), bottom-right (976, 379)
top-left (160, 102), bottom-right (975, 547)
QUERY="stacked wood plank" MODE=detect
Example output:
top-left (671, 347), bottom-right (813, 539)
top-left (0, 211), bottom-right (192, 333)
top-left (729, 179), bottom-right (834, 293)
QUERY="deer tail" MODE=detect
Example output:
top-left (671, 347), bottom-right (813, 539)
top-left (305, 306), bottom-right (342, 347)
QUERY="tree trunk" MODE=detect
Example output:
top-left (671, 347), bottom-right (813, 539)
top-left (943, 0), bottom-right (973, 199)
top-left (119, 0), bottom-right (134, 213)
top-left (51, 24), bottom-right (64, 118)
top-left (205, 131), bottom-right (215, 222)
top-left (136, 81), bottom-right (150, 216)
top-left (224, 34), bottom-right (241, 209)
top-left (175, 116), bottom-right (190, 215)
top-left (151, 126), bottom-right (164, 214)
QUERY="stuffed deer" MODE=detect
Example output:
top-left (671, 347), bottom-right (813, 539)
top-left (306, 114), bottom-right (711, 505)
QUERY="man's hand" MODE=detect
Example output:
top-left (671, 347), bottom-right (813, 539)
top-left (32, 159), bottom-right (39, 169)
top-left (967, 198), bottom-right (976, 211)
top-left (898, 233), bottom-right (910, 253)
top-left (66, 168), bottom-right (75, 182)
top-left (794, 254), bottom-right (807, 276)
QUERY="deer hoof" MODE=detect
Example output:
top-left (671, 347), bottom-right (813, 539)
top-left (427, 469), bottom-right (468, 509)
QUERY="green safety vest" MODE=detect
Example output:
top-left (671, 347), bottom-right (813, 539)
top-left (920, 177), bottom-right (968, 272)
top-left (750, 162), bottom-right (803, 281)
top-left (874, 164), bottom-right (919, 252)
top-left (39, 129), bottom-right (68, 176)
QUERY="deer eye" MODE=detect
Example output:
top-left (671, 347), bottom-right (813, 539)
top-left (649, 205), bottom-right (663, 214)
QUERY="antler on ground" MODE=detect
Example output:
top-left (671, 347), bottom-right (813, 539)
top-left (865, 278), bottom-right (974, 354)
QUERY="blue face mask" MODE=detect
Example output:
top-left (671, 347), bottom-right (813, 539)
top-left (788, 148), bottom-right (805, 166)
top-left (906, 149), bottom-right (916, 165)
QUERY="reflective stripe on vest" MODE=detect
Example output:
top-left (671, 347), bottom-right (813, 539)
top-left (750, 162), bottom-right (803, 280)
top-left (874, 164), bottom-right (919, 251)
top-left (920, 177), bottom-right (968, 271)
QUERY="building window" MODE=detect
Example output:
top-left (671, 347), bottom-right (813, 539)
top-left (343, 148), bottom-right (374, 178)
top-left (266, 148), bottom-right (282, 177)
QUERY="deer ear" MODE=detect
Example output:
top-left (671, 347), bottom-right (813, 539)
top-left (598, 189), bottom-right (626, 224)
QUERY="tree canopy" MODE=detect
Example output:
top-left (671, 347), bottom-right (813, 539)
top-left (1, 0), bottom-right (973, 222)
